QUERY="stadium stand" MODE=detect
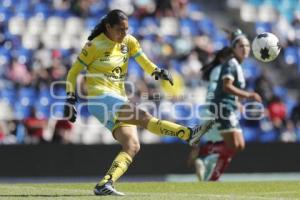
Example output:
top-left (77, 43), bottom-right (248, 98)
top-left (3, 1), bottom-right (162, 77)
top-left (0, 0), bottom-right (299, 144)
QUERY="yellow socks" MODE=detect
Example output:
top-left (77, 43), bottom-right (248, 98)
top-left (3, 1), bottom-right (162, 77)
top-left (98, 151), bottom-right (132, 186)
top-left (97, 118), bottom-right (191, 186)
top-left (146, 117), bottom-right (191, 140)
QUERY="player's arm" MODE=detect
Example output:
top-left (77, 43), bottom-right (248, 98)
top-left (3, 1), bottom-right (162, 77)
top-left (66, 60), bottom-right (85, 94)
top-left (64, 42), bottom-right (96, 123)
top-left (66, 42), bottom-right (96, 94)
top-left (129, 35), bottom-right (173, 85)
top-left (223, 78), bottom-right (262, 102)
top-left (135, 53), bottom-right (173, 85)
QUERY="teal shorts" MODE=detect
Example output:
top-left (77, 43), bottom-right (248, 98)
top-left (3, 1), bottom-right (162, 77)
top-left (87, 93), bottom-right (133, 132)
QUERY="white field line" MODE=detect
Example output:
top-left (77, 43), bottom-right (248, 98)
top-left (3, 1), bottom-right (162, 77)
top-left (127, 192), bottom-right (293, 200)
top-left (258, 190), bottom-right (300, 195)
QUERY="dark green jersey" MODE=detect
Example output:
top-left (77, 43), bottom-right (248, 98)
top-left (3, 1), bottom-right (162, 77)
top-left (211, 58), bottom-right (246, 111)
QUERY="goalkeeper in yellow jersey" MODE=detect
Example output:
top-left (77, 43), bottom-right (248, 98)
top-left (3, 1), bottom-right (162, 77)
top-left (64, 9), bottom-right (214, 196)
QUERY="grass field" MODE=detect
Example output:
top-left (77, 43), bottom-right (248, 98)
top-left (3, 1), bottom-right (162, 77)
top-left (0, 181), bottom-right (300, 200)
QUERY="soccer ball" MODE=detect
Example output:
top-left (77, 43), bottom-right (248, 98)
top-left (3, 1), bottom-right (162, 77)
top-left (252, 32), bottom-right (281, 62)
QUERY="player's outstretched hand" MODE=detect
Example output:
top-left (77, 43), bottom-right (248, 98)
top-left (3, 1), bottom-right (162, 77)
top-left (151, 68), bottom-right (174, 86)
top-left (63, 92), bottom-right (77, 123)
top-left (248, 92), bottom-right (262, 102)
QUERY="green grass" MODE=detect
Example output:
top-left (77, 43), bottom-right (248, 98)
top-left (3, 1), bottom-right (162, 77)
top-left (0, 181), bottom-right (300, 200)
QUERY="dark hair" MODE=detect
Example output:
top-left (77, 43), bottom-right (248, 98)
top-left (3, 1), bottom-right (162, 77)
top-left (202, 47), bottom-right (232, 81)
top-left (87, 9), bottom-right (128, 41)
top-left (222, 28), bottom-right (247, 48)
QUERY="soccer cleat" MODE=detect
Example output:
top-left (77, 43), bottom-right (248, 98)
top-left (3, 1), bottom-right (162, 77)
top-left (187, 120), bottom-right (215, 146)
top-left (94, 180), bottom-right (125, 196)
top-left (194, 158), bottom-right (205, 181)
top-left (203, 153), bottom-right (220, 181)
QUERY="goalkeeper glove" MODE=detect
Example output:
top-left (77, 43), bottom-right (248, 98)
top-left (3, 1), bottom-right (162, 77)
top-left (151, 68), bottom-right (174, 86)
top-left (63, 92), bottom-right (77, 123)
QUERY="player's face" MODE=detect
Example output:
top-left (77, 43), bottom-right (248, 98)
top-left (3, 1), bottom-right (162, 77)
top-left (233, 38), bottom-right (250, 62)
top-left (106, 20), bottom-right (128, 43)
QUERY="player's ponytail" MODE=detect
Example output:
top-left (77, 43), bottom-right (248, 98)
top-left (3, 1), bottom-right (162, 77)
top-left (87, 9), bottom-right (128, 41)
top-left (88, 16), bottom-right (106, 41)
top-left (202, 47), bottom-right (232, 81)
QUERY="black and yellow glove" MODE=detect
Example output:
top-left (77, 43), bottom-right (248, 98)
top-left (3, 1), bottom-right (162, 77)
top-left (151, 68), bottom-right (174, 86)
top-left (63, 92), bottom-right (77, 123)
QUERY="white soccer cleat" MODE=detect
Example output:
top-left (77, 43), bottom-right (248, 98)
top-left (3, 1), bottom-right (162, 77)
top-left (187, 120), bottom-right (215, 146)
top-left (194, 158), bottom-right (205, 181)
top-left (94, 180), bottom-right (125, 196)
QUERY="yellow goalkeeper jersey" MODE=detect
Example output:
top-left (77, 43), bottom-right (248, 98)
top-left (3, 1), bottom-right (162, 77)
top-left (66, 33), bottom-right (157, 97)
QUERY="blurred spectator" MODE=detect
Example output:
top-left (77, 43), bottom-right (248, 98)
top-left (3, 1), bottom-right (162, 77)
top-left (267, 95), bottom-right (287, 136)
top-left (133, 0), bottom-right (156, 17)
top-left (71, 0), bottom-right (96, 18)
top-left (109, 0), bottom-right (134, 15)
top-left (155, 0), bottom-right (188, 18)
top-left (181, 51), bottom-right (203, 88)
top-left (280, 120), bottom-right (297, 142)
top-left (290, 97), bottom-right (300, 128)
top-left (23, 107), bottom-right (47, 143)
top-left (52, 120), bottom-right (73, 144)
top-left (0, 123), bottom-right (4, 142)
top-left (255, 72), bottom-right (274, 103)
top-left (8, 59), bottom-right (32, 86)
top-left (49, 54), bottom-right (68, 82)
top-left (31, 59), bottom-right (52, 89)
top-left (53, 0), bottom-right (72, 12)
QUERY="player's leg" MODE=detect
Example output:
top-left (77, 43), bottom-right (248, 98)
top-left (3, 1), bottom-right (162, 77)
top-left (117, 103), bottom-right (214, 145)
top-left (87, 95), bottom-right (138, 195)
top-left (207, 140), bottom-right (236, 181)
top-left (205, 130), bottom-right (244, 181)
top-left (187, 145), bottom-right (207, 181)
top-left (94, 126), bottom-right (139, 196)
top-left (219, 108), bottom-right (245, 152)
top-left (194, 141), bottom-right (236, 181)
top-left (221, 130), bottom-right (245, 152)
top-left (197, 111), bottom-right (242, 181)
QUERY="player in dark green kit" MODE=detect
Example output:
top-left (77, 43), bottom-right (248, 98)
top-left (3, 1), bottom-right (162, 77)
top-left (191, 29), bottom-right (262, 181)
top-left (211, 29), bottom-right (261, 148)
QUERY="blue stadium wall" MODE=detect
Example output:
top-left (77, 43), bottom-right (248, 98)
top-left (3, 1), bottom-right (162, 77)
top-left (0, 143), bottom-right (299, 177)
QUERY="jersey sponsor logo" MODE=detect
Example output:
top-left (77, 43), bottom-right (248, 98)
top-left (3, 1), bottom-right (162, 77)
top-left (121, 44), bottom-right (128, 54)
top-left (81, 42), bottom-right (92, 56)
top-left (123, 56), bottom-right (128, 63)
top-left (112, 67), bottom-right (122, 75)
top-left (104, 67), bottom-right (125, 81)
top-left (100, 51), bottom-right (111, 62)
top-left (81, 49), bottom-right (88, 57)
top-left (160, 128), bottom-right (177, 136)
top-left (176, 129), bottom-right (185, 138)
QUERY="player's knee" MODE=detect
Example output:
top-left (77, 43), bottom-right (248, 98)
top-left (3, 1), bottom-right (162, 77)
top-left (124, 141), bottom-right (140, 157)
top-left (138, 110), bottom-right (152, 127)
top-left (129, 143), bottom-right (140, 156)
top-left (132, 142), bottom-right (140, 155)
top-left (139, 110), bottom-right (152, 121)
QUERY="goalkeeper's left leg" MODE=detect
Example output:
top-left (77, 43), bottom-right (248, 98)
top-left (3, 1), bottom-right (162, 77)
top-left (95, 126), bottom-right (139, 196)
